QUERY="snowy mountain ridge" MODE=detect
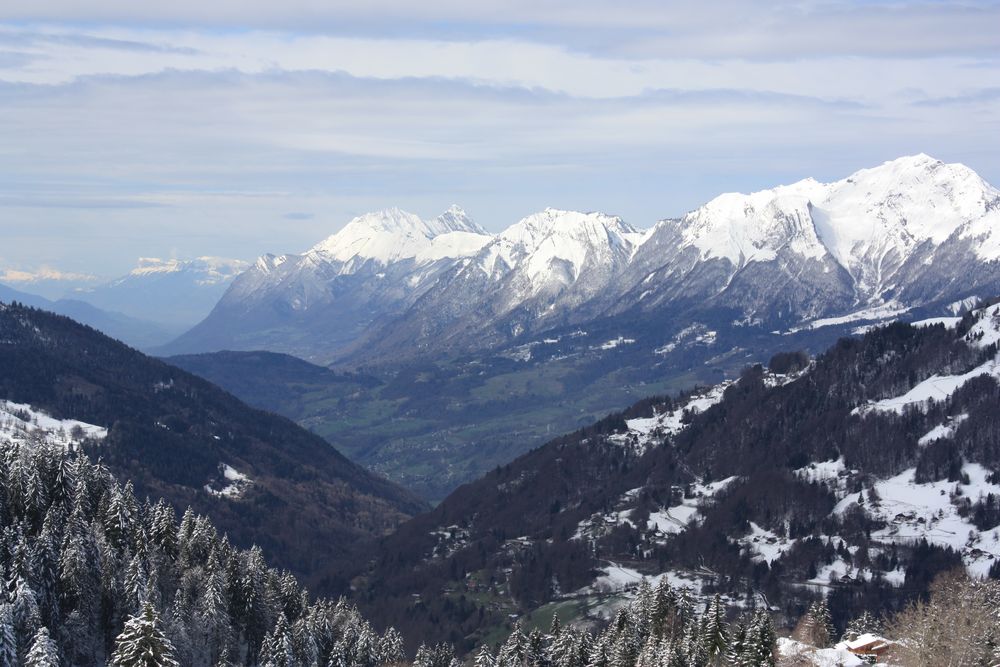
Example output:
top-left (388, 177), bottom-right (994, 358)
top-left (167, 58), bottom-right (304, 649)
top-left (123, 256), bottom-right (249, 284)
top-left (165, 154), bottom-right (1000, 362)
top-left (671, 154), bottom-right (1000, 300)
top-left (69, 255), bottom-right (251, 334)
top-left (307, 205), bottom-right (491, 268)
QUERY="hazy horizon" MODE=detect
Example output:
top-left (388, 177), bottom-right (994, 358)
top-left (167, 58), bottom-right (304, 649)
top-left (2, 1), bottom-right (999, 280)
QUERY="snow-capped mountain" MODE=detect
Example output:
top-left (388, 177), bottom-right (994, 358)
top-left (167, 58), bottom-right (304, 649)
top-left (77, 256), bottom-right (249, 329)
top-left (164, 155), bottom-right (1000, 363)
top-left (361, 208), bottom-right (646, 355)
top-left (618, 154), bottom-right (1000, 327)
top-left (160, 206), bottom-right (492, 360)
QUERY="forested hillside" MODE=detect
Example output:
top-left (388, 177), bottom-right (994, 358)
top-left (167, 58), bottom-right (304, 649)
top-left (0, 303), bottom-right (425, 586)
top-left (351, 304), bottom-right (1000, 651)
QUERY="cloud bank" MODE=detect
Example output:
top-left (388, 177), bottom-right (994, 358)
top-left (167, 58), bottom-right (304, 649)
top-left (0, 2), bottom-right (997, 276)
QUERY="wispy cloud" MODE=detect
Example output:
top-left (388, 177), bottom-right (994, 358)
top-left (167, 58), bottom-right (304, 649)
top-left (0, 3), bottom-right (996, 274)
top-left (912, 87), bottom-right (1000, 107)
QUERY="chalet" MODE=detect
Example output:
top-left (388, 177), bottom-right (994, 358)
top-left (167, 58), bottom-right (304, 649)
top-left (841, 633), bottom-right (895, 661)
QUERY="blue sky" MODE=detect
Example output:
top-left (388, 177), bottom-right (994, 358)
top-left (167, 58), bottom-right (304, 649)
top-left (1, 1), bottom-right (999, 284)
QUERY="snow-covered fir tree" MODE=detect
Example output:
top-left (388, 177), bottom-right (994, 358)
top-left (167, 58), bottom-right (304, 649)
top-left (0, 437), bottom-right (412, 666)
top-left (109, 603), bottom-right (179, 667)
top-left (25, 626), bottom-right (59, 667)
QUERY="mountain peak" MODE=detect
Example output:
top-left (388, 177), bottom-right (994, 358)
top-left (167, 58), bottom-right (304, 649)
top-left (308, 207), bottom-right (491, 266)
top-left (434, 205), bottom-right (487, 235)
top-left (507, 208), bottom-right (636, 242)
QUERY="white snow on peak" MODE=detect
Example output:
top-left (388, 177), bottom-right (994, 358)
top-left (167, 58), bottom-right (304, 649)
top-left (813, 155), bottom-right (1000, 290)
top-left (435, 204), bottom-right (488, 236)
top-left (307, 206), bottom-right (491, 266)
top-left (672, 154), bottom-right (1000, 293)
top-left (254, 254), bottom-right (287, 274)
top-left (477, 208), bottom-right (639, 290)
top-left (676, 178), bottom-right (829, 266)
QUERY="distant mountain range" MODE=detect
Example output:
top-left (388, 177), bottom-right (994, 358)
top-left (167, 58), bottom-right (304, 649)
top-left (160, 155), bottom-right (1000, 365)
top-left (0, 282), bottom-right (178, 349)
top-left (2, 256), bottom-right (248, 350)
top-left (153, 155), bottom-right (1000, 499)
top-left (75, 256), bottom-right (249, 329)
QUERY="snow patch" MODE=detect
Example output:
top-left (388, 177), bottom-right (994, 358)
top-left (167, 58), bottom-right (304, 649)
top-left (645, 477), bottom-right (738, 537)
top-left (964, 302), bottom-right (1000, 349)
top-left (204, 463), bottom-right (253, 499)
top-left (918, 414), bottom-right (968, 446)
top-left (790, 301), bottom-right (908, 333)
top-left (0, 400), bottom-right (107, 449)
top-left (777, 638), bottom-right (865, 667)
top-left (609, 383), bottom-right (729, 454)
top-left (853, 354), bottom-right (1000, 415)
top-left (737, 522), bottom-right (796, 564)
top-left (833, 464), bottom-right (1000, 577)
top-left (597, 336), bottom-right (636, 350)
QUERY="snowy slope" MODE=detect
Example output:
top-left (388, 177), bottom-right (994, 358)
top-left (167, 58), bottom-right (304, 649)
top-left (308, 206), bottom-right (489, 267)
top-left (676, 179), bottom-right (828, 266)
top-left (349, 208), bottom-right (649, 358)
top-left (159, 206), bottom-right (493, 359)
top-left (675, 154), bottom-right (1000, 292)
top-left (473, 208), bottom-right (639, 290)
top-left (0, 399), bottom-right (107, 449)
top-left (620, 154), bottom-right (1000, 334)
top-left (834, 464), bottom-right (1000, 577)
top-left (609, 383), bottom-right (730, 455)
top-left (123, 256), bottom-right (248, 285)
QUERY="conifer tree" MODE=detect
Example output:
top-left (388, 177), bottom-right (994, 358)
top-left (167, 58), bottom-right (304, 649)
top-left (0, 603), bottom-right (18, 667)
top-left (109, 602), bottom-right (180, 667)
top-left (793, 599), bottom-right (834, 648)
top-left (549, 613), bottom-right (562, 639)
top-left (842, 610), bottom-right (881, 642)
top-left (551, 627), bottom-right (579, 667)
top-left (259, 614), bottom-right (295, 667)
top-left (742, 611), bottom-right (775, 667)
top-left (474, 644), bottom-right (497, 667)
top-left (498, 620), bottom-right (528, 667)
top-left (25, 626), bottom-right (59, 667)
top-left (378, 627), bottom-right (406, 665)
top-left (700, 594), bottom-right (728, 661)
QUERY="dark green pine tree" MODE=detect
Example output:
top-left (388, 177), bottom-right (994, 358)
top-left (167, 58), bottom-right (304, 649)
top-left (109, 603), bottom-right (180, 667)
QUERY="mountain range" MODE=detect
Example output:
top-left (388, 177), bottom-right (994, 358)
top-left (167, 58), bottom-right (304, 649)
top-left (76, 256), bottom-right (249, 330)
top-left (161, 154), bottom-right (1000, 365)
top-left (159, 154), bottom-right (1000, 501)
top-left (1, 256), bottom-right (249, 350)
